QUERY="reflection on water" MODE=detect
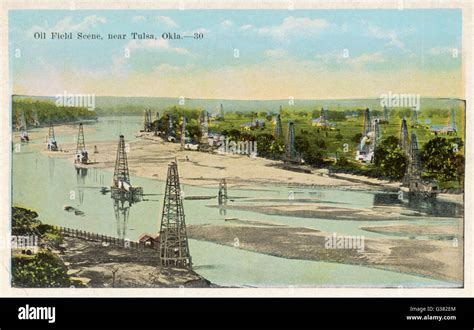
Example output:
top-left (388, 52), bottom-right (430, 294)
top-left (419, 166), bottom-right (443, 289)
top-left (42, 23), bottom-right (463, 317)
top-left (373, 192), bottom-right (463, 218)
top-left (48, 156), bottom-right (55, 180)
top-left (113, 198), bottom-right (132, 239)
top-left (75, 166), bottom-right (88, 206)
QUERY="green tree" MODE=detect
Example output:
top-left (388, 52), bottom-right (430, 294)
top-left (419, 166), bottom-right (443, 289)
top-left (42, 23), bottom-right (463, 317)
top-left (295, 133), bottom-right (326, 165)
top-left (373, 136), bottom-right (407, 180)
top-left (420, 137), bottom-right (464, 183)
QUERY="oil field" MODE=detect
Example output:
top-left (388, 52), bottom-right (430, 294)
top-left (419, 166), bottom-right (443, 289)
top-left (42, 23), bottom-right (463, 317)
top-left (9, 9), bottom-right (464, 288)
top-left (11, 95), bottom-right (464, 288)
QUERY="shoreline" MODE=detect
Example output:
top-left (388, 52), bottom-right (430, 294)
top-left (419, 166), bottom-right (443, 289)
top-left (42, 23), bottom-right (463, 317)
top-left (22, 124), bottom-right (414, 191)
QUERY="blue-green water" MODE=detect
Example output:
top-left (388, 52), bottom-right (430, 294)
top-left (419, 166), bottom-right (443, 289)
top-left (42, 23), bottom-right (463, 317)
top-left (12, 117), bottom-right (463, 287)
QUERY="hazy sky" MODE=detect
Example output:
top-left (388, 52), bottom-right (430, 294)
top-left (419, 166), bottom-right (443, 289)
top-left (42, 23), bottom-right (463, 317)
top-left (9, 9), bottom-right (462, 100)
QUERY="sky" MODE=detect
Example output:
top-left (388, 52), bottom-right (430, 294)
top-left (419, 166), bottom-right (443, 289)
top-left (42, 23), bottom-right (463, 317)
top-left (9, 9), bottom-right (462, 100)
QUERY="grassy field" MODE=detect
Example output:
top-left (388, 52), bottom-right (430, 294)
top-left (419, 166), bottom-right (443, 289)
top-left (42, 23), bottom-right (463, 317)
top-left (210, 105), bottom-right (465, 158)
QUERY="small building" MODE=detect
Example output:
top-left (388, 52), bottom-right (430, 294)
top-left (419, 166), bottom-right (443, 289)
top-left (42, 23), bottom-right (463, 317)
top-left (240, 119), bottom-right (266, 130)
top-left (311, 117), bottom-right (336, 129)
top-left (429, 125), bottom-right (457, 135)
top-left (138, 233), bottom-right (160, 249)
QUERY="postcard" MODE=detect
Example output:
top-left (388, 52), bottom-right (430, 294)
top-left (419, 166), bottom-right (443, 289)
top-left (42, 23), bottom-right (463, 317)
top-left (1, 0), bottom-right (471, 297)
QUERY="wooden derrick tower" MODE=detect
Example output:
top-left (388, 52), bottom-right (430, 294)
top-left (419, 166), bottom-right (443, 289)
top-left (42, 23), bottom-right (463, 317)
top-left (399, 118), bottom-right (410, 156)
top-left (159, 162), bottom-right (191, 268)
top-left (218, 178), bottom-right (228, 206)
top-left (285, 121), bottom-right (296, 161)
top-left (274, 114), bottom-right (283, 140)
top-left (363, 108), bottom-right (372, 136)
top-left (75, 123), bottom-right (88, 164)
top-left (111, 135), bottom-right (143, 202)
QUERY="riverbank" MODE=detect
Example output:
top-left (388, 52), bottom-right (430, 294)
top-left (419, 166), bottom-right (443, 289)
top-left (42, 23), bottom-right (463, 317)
top-left (187, 223), bottom-right (463, 284)
top-left (60, 236), bottom-right (212, 288)
top-left (27, 124), bottom-right (405, 191)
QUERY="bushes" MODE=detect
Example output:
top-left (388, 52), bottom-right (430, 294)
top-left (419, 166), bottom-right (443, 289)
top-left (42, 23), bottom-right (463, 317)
top-left (12, 251), bottom-right (71, 288)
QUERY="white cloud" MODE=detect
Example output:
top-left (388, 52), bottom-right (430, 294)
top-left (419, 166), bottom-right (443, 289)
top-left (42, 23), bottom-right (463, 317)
top-left (27, 15), bottom-right (106, 36)
top-left (155, 16), bottom-right (178, 28)
top-left (314, 51), bottom-right (385, 70)
top-left (265, 48), bottom-right (288, 58)
top-left (428, 46), bottom-right (458, 56)
top-left (221, 20), bottom-right (233, 28)
top-left (132, 16), bottom-right (146, 23)
top-left (240, 24), bottom-right (253, 31)
top-left (257, 16), bottom-right (329, 39)
top-left (362, 21), bottom-right (405, 50)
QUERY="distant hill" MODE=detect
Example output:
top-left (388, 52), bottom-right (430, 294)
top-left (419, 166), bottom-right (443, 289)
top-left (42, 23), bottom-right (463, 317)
top-left (12, 95), bottom-right (464, 115)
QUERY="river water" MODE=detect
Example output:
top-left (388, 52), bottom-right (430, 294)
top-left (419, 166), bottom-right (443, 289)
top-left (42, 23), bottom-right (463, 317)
top-left (12, 116), bottom-right (463, 287)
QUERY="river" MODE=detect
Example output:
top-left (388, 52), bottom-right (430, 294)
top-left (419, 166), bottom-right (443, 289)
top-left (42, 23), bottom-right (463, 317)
top-left (12, 116), bottom-right (462, 287)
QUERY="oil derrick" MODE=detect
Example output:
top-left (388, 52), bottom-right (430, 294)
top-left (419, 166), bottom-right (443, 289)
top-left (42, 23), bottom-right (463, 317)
top-left (33, 111), bottom-right (40, 127)
top-left (373, 119), bottom-right (381, 146)
top-left (218, 178), bottom-right (228, 216)
top-left (75, 123), bottom-right (88, 164)
top-left (220, 103), bottom-right (225, 119)
top-left (279, 105), bottom-right (283, 114)
top-left (404, 132), bottom-right (422, 188)
top-left (47, 121), bottom-right (58, 151)
top-left (180, 116), bottom-right (187, 150)
top-left (285, 121), bottom-right (296, 161)
top-left (143, 110), bottom-right (152, 132)
top-left (154, 112), bottom-right (160, 136)
top-left (111, 135), bottom-right (143, 201)
top-left (113, 135), bottom-right (131, 189)
top-left (449, 108), bottom-right (457, 133)
top-left (383, 106), bottom-right (389, 122)
top-left (19, 111), bottom-right (27, 131)
top-left (218, 178), bottom-right (228, 205)
top-left (274, 114), bottom-right (283, 140)
top-left (19, 111), bottom-right (29, 142)
top-left (363, 108), bottom-right (372, 135)
top-left (411, 107), bottom-right (418, 126)
top-left (399, 118), bottom-right (410, 156)
top-left (199, 111), bottom-right (209, 144)
top-left (167, 114), bottom-right (176, 141)
top-left (320, 107), bottom-right (328, 123)
top-left (159, 162), bottom-right (191, 268)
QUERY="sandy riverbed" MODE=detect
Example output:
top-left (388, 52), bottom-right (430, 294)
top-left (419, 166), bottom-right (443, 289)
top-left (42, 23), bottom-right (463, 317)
top-left (24, 125), bottom-right (406, 190)
top-left (187, 223), bottom-right (463, 283)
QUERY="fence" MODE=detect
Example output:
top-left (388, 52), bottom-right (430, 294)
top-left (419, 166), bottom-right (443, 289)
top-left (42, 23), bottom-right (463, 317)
top-left (54, 226), bottom-right (153, 250)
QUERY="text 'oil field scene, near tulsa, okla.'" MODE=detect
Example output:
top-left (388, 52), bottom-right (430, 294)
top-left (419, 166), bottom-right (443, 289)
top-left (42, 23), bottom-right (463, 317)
top-left (10, 9), bottom-right (464, 288)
